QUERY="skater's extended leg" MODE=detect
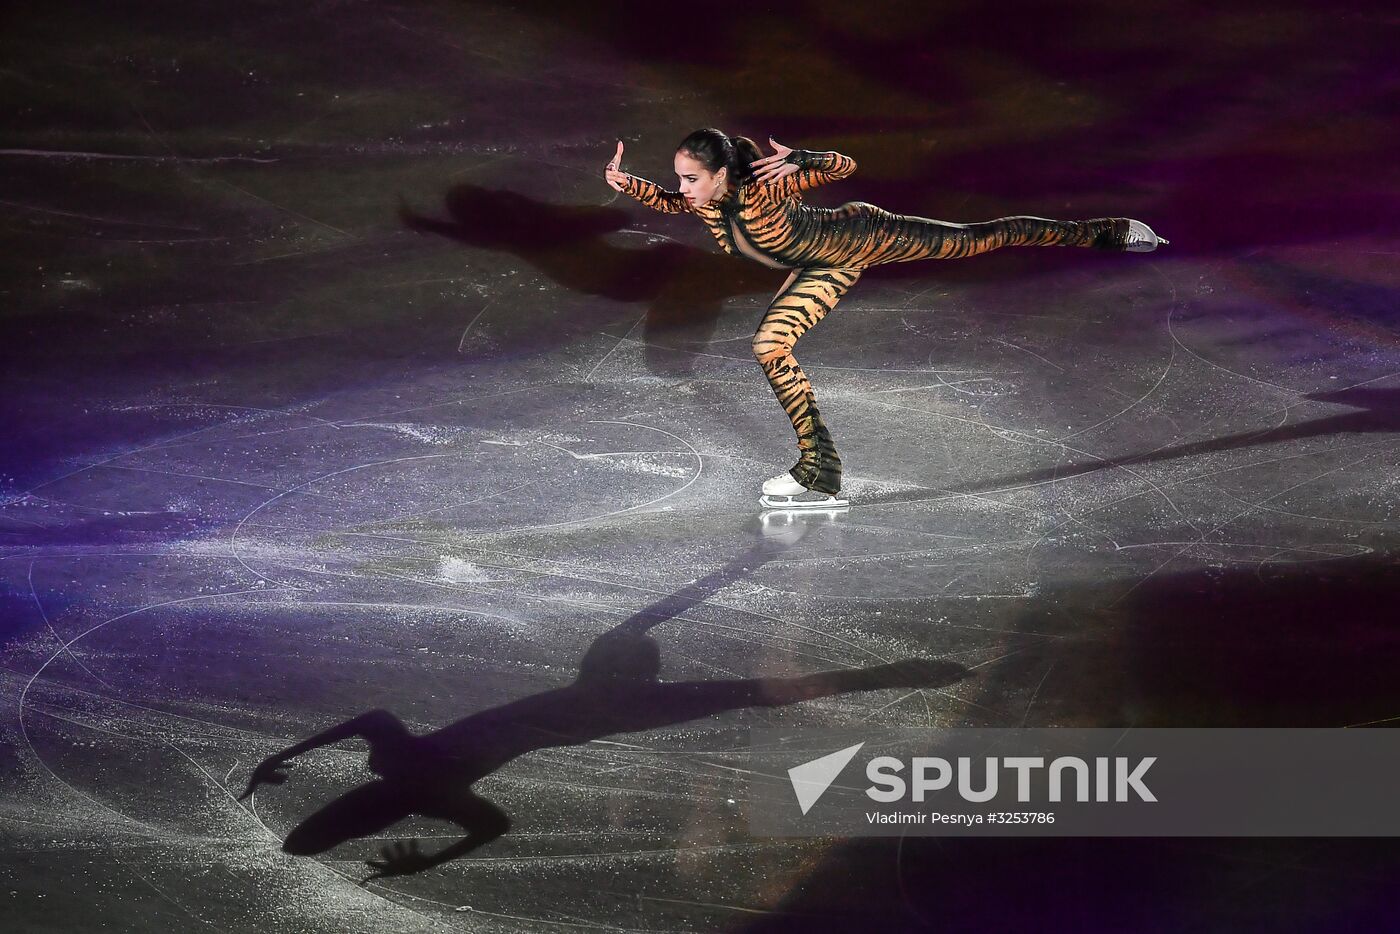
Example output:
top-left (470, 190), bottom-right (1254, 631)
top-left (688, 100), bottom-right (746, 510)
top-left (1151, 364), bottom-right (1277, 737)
top-left (899, 214), bottom-right (1130, 260)
top-left (819, 203), bottom-right (1156, 266)
top-left (752, 267), bottom-right (862, 494)
top-left (609, 659), bottom-right (973, 731)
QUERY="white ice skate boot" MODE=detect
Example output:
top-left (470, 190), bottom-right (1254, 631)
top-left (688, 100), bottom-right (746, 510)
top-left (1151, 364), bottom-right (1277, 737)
top-left (759, 472), bottom-right (849, 510)
top-left (1124, 219), bottom-right (1170, 252)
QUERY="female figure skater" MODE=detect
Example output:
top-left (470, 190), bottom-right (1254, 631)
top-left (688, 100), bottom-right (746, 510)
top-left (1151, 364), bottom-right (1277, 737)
top-left (603, 130), bottom-right (1167, 509)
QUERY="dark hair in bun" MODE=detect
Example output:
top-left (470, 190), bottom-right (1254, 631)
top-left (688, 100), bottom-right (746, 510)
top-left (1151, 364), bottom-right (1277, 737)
top-left (676, 128), bottom-right (762, 183)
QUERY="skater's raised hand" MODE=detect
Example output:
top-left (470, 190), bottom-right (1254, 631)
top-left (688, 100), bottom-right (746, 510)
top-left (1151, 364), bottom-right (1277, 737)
top-left (604, 140), bottom-right (627, 191)
top-left (751, 137), bottom-right (800, 185)
top-left (363, 839), bottom-right (435, 882)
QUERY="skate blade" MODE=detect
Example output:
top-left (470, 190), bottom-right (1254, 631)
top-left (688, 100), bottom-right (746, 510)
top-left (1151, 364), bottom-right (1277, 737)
top-left (760, 494), bottom-right (849, 510)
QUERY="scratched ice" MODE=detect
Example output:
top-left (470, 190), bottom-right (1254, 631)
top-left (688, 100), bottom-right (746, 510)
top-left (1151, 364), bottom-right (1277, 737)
top-left (3, 1), bottom-right (1399, 930)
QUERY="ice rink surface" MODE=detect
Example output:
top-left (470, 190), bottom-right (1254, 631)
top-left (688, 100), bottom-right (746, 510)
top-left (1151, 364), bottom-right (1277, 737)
top-left (2, 1), bottom-right (1398, 929)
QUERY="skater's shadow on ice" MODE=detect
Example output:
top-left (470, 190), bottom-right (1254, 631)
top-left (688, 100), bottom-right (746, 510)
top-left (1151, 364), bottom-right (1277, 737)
top-left (401, 186), bottom-right (777, 376)
top-left (940, 387), bottom-right (1400, 499)
top-left (242, 521), bottom-right (971, 880)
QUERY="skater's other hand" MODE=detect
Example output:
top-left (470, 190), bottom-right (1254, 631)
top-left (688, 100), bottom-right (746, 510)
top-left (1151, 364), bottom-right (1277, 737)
top-left (238, 755), bottom-right (291, 801)
top-left (604, 140), bottom-right (627, 191)
top-left (363, 839), bottom-right (435, 882)
top-left (751, 137), bottom-right (799, 184)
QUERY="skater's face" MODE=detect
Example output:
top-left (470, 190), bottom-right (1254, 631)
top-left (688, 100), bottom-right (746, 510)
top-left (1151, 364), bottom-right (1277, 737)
top-left (675, 150), bottom-right (727, 206)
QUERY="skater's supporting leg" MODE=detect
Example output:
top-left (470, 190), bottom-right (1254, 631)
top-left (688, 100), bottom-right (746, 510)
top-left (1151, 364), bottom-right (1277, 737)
top-left (752, 267), bottom-right (862, 494)
top-left (760, 470), bottom-right (848, 509)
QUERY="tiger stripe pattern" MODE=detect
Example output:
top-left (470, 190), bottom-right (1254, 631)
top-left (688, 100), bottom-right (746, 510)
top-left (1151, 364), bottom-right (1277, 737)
top-left (619, 147), bottom-right (1134, 494)
top-left (751, 267), bottom-right (861, 494)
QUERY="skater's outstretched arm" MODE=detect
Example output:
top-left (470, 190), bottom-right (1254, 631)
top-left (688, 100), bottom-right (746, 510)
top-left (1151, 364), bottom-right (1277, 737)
top-left (604, 140), bottom-right (691, 214)
top-left (239, 709), bottom-right (409, 800)
top-left (751, 137), bottom-right (857, 198)
top-left (618, 174), bottom-right (692, 213)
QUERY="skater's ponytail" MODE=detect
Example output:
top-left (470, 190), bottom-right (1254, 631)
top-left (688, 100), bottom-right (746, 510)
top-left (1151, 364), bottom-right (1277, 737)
top-left (677, 128), bottom-right (761, 183)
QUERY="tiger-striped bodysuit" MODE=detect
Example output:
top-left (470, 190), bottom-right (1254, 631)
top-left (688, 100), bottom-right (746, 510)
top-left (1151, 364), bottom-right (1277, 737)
top-left (619, 149), bottom-right (1132, 495)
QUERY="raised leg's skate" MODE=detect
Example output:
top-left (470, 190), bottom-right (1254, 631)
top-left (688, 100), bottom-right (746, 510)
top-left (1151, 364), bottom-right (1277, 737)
top-left (760, 473), bottom-right (849, 510)
top-left (1123, 219), bottom-right (1170, 252)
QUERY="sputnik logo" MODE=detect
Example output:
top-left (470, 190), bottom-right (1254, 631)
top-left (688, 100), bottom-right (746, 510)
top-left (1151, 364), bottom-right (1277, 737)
top-left (787, 742), bottom-right (865, 815)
